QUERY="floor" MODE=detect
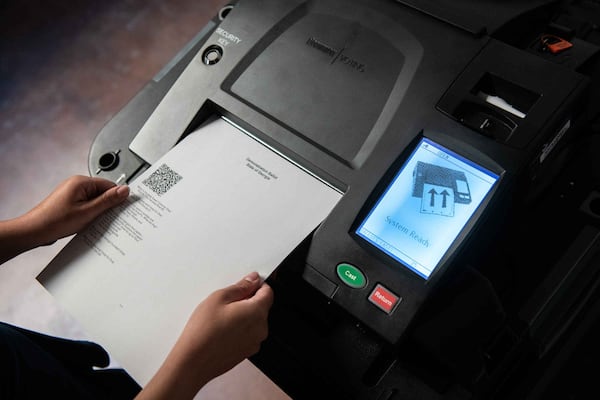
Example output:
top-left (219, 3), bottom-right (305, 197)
top-left (0, 1), bottom-right (289, 398)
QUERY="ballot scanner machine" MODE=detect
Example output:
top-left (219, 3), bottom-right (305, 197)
top-left (88, 0), bottom-right (600, 398)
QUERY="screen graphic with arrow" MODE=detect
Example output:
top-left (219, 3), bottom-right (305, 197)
top-left (356, 138), bottom-right (499, 279)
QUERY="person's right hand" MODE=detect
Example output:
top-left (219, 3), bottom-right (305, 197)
top-left (136, 271), bottom-right (274, 400)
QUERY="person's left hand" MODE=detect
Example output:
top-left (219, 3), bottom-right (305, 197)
top-left (21, 175), bottom-right (129, 247)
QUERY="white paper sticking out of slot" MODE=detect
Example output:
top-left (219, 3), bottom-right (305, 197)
top-left (477, 91), bottom-right (526, 119)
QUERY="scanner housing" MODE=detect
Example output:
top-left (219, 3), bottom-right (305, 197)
top-left (89, 0), bottom-right (600, 398)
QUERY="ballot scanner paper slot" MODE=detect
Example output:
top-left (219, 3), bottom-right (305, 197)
top-left (472, 73), bottom-right (539, 119)
top-left (224, 0), bottom-right (422, 168)
top-left (38, 117), bottom-right (342, 386)
top-left (454, 73), bottom-right (541, 142)
top-left (438, 39), bottom-right (587, 155)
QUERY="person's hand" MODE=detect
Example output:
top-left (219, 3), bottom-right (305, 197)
top-left (20, 175), bottom-right (129, 246)
top-left (137, 272), bottom-right (274, 399)
top-left (0, 175), bottom-right (129, 264)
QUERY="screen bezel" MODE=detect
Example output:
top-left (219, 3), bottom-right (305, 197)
top-left (351, 133), bottom-right (504, 283)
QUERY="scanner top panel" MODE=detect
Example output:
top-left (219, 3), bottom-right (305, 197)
top-left (128, 0), bottom-right (486, 185)
top-left (227, 3), bottom-right (416, 168)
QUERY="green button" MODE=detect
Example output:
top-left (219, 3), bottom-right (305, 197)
top-left (336, 263), bottom-right (366, 289)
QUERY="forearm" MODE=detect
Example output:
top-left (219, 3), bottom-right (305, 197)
top-left (135, 350), bottom-right (210, 400)
top-left (0, 214), bottom-right (48, 265)
top-left (0, 217), bottom-right (34, 265)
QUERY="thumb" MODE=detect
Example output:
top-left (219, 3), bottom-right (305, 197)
top-left (86, 185), bottom-right (129, 214)
top-left (248, 282), bottom-right (274, 310)
top-left (221, 272), bottom-right (262, 303)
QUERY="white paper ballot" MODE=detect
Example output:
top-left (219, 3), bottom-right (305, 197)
top-left (38, 117), bottom-right (342, 385)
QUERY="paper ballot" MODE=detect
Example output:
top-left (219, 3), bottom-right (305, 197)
top-left (38, 117), bottom-right (342, 385)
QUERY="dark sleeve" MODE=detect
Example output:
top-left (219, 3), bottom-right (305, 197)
top-left (0, 321), bottom-right (140, 400)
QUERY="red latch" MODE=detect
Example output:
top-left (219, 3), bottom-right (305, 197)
top-left (540, 34), bottom-right (573, 54)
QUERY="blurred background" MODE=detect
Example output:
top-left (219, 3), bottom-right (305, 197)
top-left (0, 1), bottom-right (289, 398)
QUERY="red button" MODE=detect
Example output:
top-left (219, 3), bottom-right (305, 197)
top-left (368, 284), bottom-right (400, 314)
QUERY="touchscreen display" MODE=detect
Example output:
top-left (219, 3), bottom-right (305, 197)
top-left (356, 138), bottom-right (500, 279)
